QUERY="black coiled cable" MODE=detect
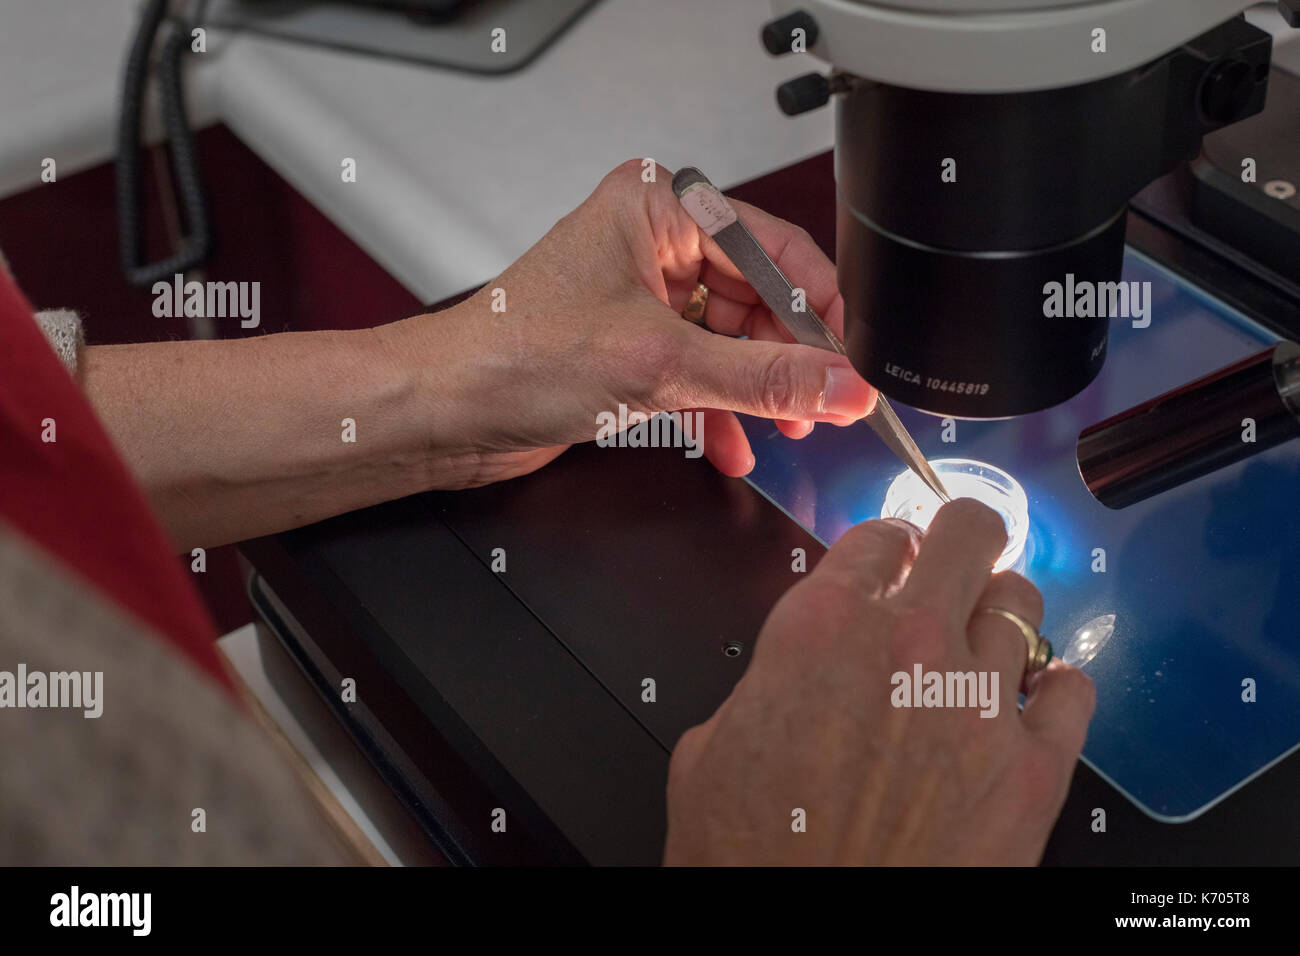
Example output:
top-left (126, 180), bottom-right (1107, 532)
top-left (116, 0), bottom-right (213, 287)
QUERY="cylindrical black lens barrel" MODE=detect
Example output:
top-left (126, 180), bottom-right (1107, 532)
top-left (837, 209), bottom-right (1122, 418)
top-left (833, 60), bottom-right (1211, 418)
top-left (1077, 341), bottom-right (1300, 509)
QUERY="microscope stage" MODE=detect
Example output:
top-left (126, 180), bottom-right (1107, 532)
top-left (743, 249), bottom-right (1299, 821)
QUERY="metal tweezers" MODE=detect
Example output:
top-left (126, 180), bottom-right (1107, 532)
top-left (672, 167), bottom-right (951, 504)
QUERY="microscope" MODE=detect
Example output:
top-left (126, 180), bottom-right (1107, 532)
top-left (760, 0), bottom-right (1299, 505)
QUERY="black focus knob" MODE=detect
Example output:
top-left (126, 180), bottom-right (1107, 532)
top-left (761, 10), bottom-right (819, 55)
top-left (1200, 57), bottom-right (1258, 123)
top-left (776, 72), bottom-right (830, 115)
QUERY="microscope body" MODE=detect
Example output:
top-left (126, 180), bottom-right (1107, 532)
top-left (764, 0), bottom-right (1299, 505)
top-left (765, 0), bottom-right (1283, 418)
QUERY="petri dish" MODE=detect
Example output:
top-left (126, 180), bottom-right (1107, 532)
top-left (880, 458), bottom-right (1029, 572)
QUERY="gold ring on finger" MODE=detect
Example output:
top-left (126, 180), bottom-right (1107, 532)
top-left (975, 606), bottom-right (1053, 674)
top-left (682, 282), bottom-right (709, 325)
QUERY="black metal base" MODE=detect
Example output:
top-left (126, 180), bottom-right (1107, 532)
top-left (244, 421), bottom-right (1300, 865)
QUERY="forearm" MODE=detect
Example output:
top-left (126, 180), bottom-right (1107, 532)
top-left (82, 312), bottom-right (478, 551)
top-left (77, 163), bottom-right (874, 553)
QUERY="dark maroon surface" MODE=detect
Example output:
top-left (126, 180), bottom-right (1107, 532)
top-left (728, 151), bottom-right (836, 257)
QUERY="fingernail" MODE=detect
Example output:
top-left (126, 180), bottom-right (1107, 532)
top-left (821, 366), bottom-right (871, 419)
top-left (882, 516), bottom-right (924, 538)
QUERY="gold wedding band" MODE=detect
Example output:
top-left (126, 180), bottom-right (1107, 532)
top-left (681, 282), bottom-right (709, 325)
top-left (976, 606), bottom-right (1053, 674)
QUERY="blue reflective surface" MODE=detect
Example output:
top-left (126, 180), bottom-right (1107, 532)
top-left (742, 250), bottom-right (1300, 820)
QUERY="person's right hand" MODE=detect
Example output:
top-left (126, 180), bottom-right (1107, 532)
top-left (376, 161), bottom-right (875, 492)
top-left (664, 498), bottom-right (1095, 866)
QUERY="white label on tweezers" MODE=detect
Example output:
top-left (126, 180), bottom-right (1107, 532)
top-left (679, 181), bottom-right (738, 237)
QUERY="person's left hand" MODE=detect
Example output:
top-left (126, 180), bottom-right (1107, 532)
top-left (381, 160), bottom-right (877, 488)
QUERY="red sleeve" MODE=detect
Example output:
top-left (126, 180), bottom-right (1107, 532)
top-left (0, 267), bottom-right (232, 692)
